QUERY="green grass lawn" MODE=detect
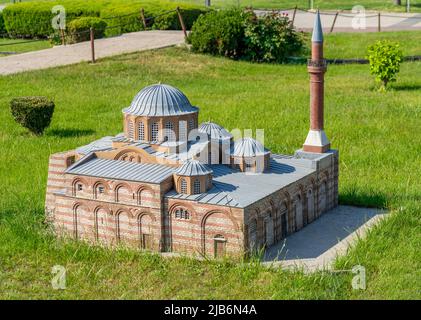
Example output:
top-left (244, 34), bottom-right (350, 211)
top-left (1, 44), bottom-right (421, 299)
top-left (178, 0), bottom-right (421, 12)
top-left (0, 38), bottom-right (52, 56)
top-left (324, 31), bottom-right (421, 59)
top-left (1, 0), bottom-right (421, 12)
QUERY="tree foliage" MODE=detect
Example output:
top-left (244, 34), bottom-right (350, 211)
top-left (367, 40), bottom-right (403, 90)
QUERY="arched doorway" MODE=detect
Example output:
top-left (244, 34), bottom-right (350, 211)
top-left (248, 218), bottom-right (258, 252)
top-left (213, 234), bottom-right (226, 258)
top-left (293, 194), bottom-right (303, 231)
top-left (276, 202), bottom-right (288, 241)
top-left (307, 189), bottom-right (315, 223)
top-left (139, 214), bottom-right (153, 250)
top-left (319, 181), bottom-right (327, 216)
top-left (264, 212), bottom-right (274, 247)
top-left (95, 207), bottom-right (114, 246)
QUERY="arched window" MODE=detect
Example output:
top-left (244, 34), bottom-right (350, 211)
top-left (164, 121), bottom-right (174, 142)
top-left (193, 179), bottom-right (201, 194)
top-left (245, 159), bottom-right (255, 172)
top-left (175, 208), bottom-right (190, 220)
top-left (128, 121), bottom-right (134, 139)
top-left (138, 122), bottom-right (144, 141)
top-left (94, 184), bottom-right (106, 199)
top-left (180, 179), bottom-right (187, 194)
top-left (188, 119), bottom-right (195, 131)
top-left (179, 120), bottom-right (187, 142)
top-left (151, 122), bottom-right (159, 141)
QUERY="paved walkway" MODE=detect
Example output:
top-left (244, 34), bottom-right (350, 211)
top-left (257, 9), bottom-right (421, 32)
top-left (0, 30), bottom-right (185, 75)
top-left (262, 205), bottom-right (387, 272)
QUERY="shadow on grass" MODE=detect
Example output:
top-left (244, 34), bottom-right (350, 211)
top-left (339, 190), bottom-right (388, 209)
top-left (47, 128), bottom-right (95, 138)
top-left (391, 83), bottom-right (421, 91)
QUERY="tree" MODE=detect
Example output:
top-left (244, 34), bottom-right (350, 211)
top-left (367, 40), bottom-right (403, 91)
top-left (393, 0), bottom-right (402, 5)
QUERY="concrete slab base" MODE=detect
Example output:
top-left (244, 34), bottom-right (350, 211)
top-left (262, 205), bottom-right (387, 272)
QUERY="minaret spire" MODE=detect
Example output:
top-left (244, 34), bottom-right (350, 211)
top-left (303, 10), bottom-right (330, 153)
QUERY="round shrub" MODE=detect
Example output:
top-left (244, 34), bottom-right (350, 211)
top-left (188, 9), bottom-right (250, 59)
top-left (367, 40), bottom-right (403, 91)
top-left (243, 12), bottom-right (306, 63)
top-left (189, 9), bottom-right (306, 63)
top-left (10, 96), bottom-right (55, 135)
top-left (67, 17), bottom-right (107, 43)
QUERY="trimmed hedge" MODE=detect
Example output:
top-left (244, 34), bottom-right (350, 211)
top-left (2, 0), bottom-right (209, 39)
top-left (3, 1), bottom-right (102, 38)
top-left (67, 17), bottom-right (107, 43)
top-left (101, 2), bottom-right (210, 37)
top-left (10, 96), bottom-right (55, 135)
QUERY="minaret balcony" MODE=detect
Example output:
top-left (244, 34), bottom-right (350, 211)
top-left (307, 59), bottom-right (327, 71)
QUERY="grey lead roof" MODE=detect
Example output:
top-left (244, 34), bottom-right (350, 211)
top-left (231, 137), bottom-right (270, 157)
top-left (312, 10), bottom-right (324, 43)
top-left (175, 159), bottom-right (213, 176)
top-left (198, 122), bottom-right (232, 141)
top-left (76, 136), bottom-right (114, 155)
top-left (123, 84), bottom-right (199, 116)
top-left (66, 156), bottom-right (174, 184)
top-left (166, 156), bottom-right (316, 208)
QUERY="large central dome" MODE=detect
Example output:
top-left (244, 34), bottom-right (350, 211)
top-left (123, 84), bottom-right (198, 117)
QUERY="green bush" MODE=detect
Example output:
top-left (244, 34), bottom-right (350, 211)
top-left (67, 17), bottom-right (107, 43)
top-left (367, 40), bottom-right (404, 90)
top-left (243, 12), bottom-right (305, 63)
top-left (188, 9), bottom-right (249, 59)
top-left (189, 9), bottom-right (305, 63)
top-left (0, 12), bottom-right (6, 36)
top-left (10, 97), bottom-right (55, 135)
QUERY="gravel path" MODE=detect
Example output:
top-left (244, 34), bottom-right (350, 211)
top-left (0, 30), bottom-right (185, 76)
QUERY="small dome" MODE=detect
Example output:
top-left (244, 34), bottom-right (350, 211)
top-left (231, 138), bottom-right (270, 157)
top-left (123, 84), bottom-right (198, 116)
top-left (198, 122), bottom-right (232, 141)
top-left (175, 159), bottom-right (213, 176)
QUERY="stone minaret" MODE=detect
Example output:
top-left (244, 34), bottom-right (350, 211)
top-left (303, 10), bottom-right (330, 153)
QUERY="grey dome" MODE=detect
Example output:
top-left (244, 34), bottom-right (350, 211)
top-left (198, 122), bottom-right (232, 141)
top-left (175, 159), bottom-right (213, 176)
top-left (231, 138), bottom-right (270, 157)
top-left (123, 84), bottom-right (198, 116)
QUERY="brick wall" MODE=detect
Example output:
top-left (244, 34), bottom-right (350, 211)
top-left (164, 199), bottom-right (244, 257)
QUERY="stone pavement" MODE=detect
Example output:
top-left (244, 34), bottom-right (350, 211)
top-left (257, 9), bottom-right (421, 32)
top-left (0, 30), bottom-right (185, 75)
top-left (262, 205), bottom-right (387, 272)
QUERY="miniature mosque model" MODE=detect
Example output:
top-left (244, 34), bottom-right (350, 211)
top-left (45, 13), bottom-right (339, 258)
